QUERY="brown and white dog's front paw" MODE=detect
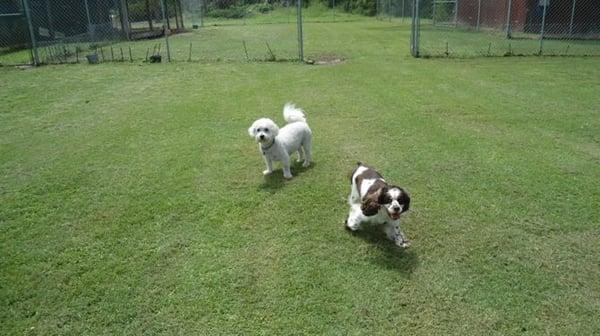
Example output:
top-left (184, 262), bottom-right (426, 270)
top-left (396, 239), bottom-right (410, 248)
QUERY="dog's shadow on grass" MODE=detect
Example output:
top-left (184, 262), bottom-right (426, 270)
top-left (349, 225), bottom-right (419, 275)
top-left (258, 162), bottom-right (317, 193)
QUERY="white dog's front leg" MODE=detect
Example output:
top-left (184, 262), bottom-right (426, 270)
top-left (345, 204), bottom-right (364, 231)
top-left (384, 221), bottom-right (409, 248)
top-left (281, 153), bottom-right (292, 179)
top-left (263, 155), bottom-right (273, 175)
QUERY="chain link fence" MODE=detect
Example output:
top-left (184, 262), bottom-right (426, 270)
top-left (181, 0), bottom-right (302, 61)
top-left (0, 0), bottom-right (190, 65)
top-left (410, 0), bottom-right (600, 57)
top-left (376, 0), bottom-right (413, 22)
top-left (2, 1), bottom-right (389, 66)
top-left (0, 0), bottom-right (311, 65)
top-left (5, 0), bottom-right (598, 64)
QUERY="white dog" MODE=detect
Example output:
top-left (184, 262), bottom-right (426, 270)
top-left (345, 162), bottom-right (411, 248)
top-left (248, 103), bottom-right (313, 179)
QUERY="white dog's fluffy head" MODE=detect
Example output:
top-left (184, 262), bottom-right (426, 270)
top-left (248, 118), bottom-right (279, 145)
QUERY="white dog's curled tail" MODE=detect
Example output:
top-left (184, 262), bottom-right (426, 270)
top-left (283, 103), bottom-right (306, 124)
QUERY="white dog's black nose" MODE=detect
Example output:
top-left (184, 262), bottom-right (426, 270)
top-left (259, 134), bottom-right (265, 140)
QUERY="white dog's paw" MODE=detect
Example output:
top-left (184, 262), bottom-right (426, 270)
top-left (283, 173), bottom-right (293, 180)
top-left (263, 170), bottom-right (273, 176)
top-left (302, 161), bottom-right (311, 168)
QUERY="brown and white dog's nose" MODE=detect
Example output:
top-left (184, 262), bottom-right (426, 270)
top-left (393, 206), bottom-right (401, 212)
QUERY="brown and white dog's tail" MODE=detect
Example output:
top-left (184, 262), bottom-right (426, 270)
top-left (349, 161), bottom-right (365, 183)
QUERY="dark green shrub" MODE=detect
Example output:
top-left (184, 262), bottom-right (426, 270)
top-left (207, 6), bottom-right (248, 18)
top-left (352, 0), bottom-right (376, 16)
top-left (213, 0), bottom-right (237, 9)
top-left (255, 3), bottom-right (274, 13)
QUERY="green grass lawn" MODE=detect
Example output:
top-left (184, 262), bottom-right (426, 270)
top-left (1, 16), bottom-right (600, 335)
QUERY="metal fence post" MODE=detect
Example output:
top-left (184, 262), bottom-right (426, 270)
top-left (160, 0), bottom-right (172, 61)
top-left (454, 0), bottom-right (459, 27)
top-left (505, 0), bottom-right (512, 39)
top-left (297, 0), bottom-right (304, 61)
top-left (333, 0), bottom-right (335, 22)
top-left (476, 0), bottom-right (482, 31)
top-left (83, 0), bottom-right (94, 41)
top-left (22, 0), bottom-right (39, 65)
top-left (401, 0), bottom-right (405, 23)
top-left (539, 0), bottom-right (549, 55)
top-left (410, 0), bottom-right (420, 57)
top-left (45, 0), bottom-right (55, 38)
top-left (145, 0), bottom-right (154, 30)
top-left (568, 0), bottom-right (577, 36)
top-left (200, 0), bottom-right (204, 27)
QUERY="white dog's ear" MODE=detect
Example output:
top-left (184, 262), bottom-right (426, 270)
top-left (248, 124), bottom-right (256, 137)
top-left (270, 123), bottom-right (279, 137)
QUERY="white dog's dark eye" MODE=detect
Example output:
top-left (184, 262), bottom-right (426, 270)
top-left (264, 129), bottom-right (269, 133)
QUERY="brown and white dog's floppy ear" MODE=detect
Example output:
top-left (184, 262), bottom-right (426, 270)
top-left (399, 188), bottom-right (410, 213)
top-left (360, 187), bottom-right (386, 216)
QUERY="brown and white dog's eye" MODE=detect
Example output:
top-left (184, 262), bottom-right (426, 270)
top-left (379, 193), bottom-right (392, 204)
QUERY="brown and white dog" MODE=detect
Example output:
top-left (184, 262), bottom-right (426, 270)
top-left (345, 162), bottom-right (411, 248)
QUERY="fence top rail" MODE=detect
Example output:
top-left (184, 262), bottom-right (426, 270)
top-left (0, 13), bottom-right (23, 17)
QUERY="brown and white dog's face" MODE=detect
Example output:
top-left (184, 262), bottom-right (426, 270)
top-left (378, 186), bottom-right (410, 220)
top-left (248, 118), bottom-right (279, 145)
top-left (354, 164), bottom-right (410, 219)
top-left (361, 179), bottom-right (410, 220)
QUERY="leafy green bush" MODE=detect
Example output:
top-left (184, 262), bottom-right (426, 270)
top-left (127, 0), bottom-right (160, 22)
top-left (213, 0), bottom-right (237, 9)
top-left (345, 0), bottom-right (377, 16)
top-left (202, 0), bottom-right (381, 18)
top-left (254, 3), bottom-right (274, 13)
top-left (303, 0), bottom-right (377, 16)
top-left (207, 6), bottom-right (248, 18)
